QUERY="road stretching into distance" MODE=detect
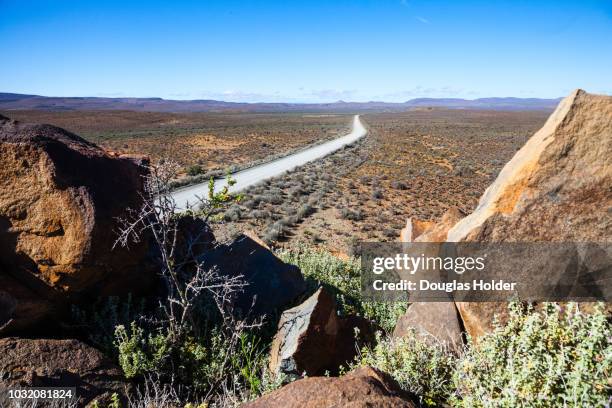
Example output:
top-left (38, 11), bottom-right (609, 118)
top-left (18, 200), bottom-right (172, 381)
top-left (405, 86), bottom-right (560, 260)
top-left (171, 114), bottom-right (367, 211)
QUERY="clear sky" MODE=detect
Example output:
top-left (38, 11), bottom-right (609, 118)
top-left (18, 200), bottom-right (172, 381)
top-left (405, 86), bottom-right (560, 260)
top-left (1, 0), bottom-right (610, 102)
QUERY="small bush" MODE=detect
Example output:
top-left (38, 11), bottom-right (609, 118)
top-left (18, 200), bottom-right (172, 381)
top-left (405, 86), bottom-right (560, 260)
top-left (186, 165), bottom-right (204, 176)
top-left (262, 193), bottom-right (282, 205)
top-left (390, 180), bottom-right (408, 190)
top-left (296, 204), bottom-right (314, 220)
top-left (264, 220), bottom-right (287, 243)
top-left (339, 207), bottom-right (364, 221)
top-left (452, 302), bottom-right (611, 407)
top-left (383, 228), bottom-right (396, 238)
top-left (242, 199), bottom-right (257, 209)
top-left (354, 331), bottom-right (457, 407)
top-left (224, 206), bottom-right (241, 222)
top-left (251, 209), bottom-right (271, 220)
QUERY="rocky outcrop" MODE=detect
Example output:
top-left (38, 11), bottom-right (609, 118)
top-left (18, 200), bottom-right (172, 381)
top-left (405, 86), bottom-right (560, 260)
top-left (393, 302), bottom-right (464, 353)
top-left (269, 287), bottom-right (375, 377)
top-left (0, 115), bottom-right (154, 335)
top-left (0, 337), bottom-right (129, 406)
top-left (243, 366), bottom-right (417, 408)
top-left (447, 89), bottom-right (611, 243)
top-left (437, 90), bottom-right (611, 338)
top-left (396, 91), bottom-right (611, 339)
top-left (201, 233), bottom-right (306, 318)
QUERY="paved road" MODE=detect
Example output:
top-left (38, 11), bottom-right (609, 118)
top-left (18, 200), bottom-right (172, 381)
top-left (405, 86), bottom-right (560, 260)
top-left (171, 114), bottom-right (367, 210)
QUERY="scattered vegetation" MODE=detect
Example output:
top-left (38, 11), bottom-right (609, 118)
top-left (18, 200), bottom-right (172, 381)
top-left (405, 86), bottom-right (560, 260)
top-left (354, 302), bottom-right (611, 407)
top-left (44, 110), bottom-right (607, 408)
top-left (1, 110), bottom-right (351, 180)
top-left (215, 110), bottom-right (548, 253)
top-left (71, 232), bottom-right (610, 408)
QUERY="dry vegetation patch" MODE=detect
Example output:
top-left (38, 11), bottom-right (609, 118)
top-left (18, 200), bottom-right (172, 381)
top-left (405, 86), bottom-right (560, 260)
top-left (1, 110), bottom-right (351, 176)
top-left (215, 109), bottom-right (548, 254)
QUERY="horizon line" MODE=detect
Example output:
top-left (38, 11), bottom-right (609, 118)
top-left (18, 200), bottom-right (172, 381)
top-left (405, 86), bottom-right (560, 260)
top-left (0, 90), bottom-right (567, 105)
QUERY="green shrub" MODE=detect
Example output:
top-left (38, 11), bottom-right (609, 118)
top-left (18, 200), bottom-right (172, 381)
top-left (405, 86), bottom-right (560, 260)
top-left (354, 331), bottom-right (457, 407)
top-left (114, 322), bottom-right (277, 401)
top-left (186, 164), bottom-right (204, 176)
top-left (114, 322), bottom-right (170, 379)
top-left (351, 302), bottom-right (611, 407)
top-left (452, 302), bottom-right (611, 407)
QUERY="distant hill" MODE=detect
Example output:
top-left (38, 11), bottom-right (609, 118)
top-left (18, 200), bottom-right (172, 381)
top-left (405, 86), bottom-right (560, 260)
top-left (406, 97), bottom-right (562, 110)
top-left (0, 92), bottom-right (562, 113)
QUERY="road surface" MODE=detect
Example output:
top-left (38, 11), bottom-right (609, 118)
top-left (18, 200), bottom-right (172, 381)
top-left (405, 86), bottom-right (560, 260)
top-left (171, 114), bottom-right (367, 210)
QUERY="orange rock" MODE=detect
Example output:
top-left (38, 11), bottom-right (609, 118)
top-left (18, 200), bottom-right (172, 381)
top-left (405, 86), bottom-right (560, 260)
top-left (0, 115), bottom-right (154, 334)
top-left (399, 218), bottom-right (434, 242)
top-left (243, 366), bottom-right (417, 408)
top-left (445, 90), bottom-right (612, 339)
top-left (448, 89), bottom-right (612, 243)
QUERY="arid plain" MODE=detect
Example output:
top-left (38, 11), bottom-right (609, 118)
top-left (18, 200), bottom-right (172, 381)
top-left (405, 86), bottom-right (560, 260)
top-left (2, 107), bottom-right (549, 253)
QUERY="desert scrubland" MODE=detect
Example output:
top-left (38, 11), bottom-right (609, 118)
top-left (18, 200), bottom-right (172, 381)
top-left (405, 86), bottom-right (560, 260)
top-left (214, 109), bottom-right (549, 253)
top-left (1, 110), bottom-right (351, 178)
top-left (0, 90), bottom-right (609, 407)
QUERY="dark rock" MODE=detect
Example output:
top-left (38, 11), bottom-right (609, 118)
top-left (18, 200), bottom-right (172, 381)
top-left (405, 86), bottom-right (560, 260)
top-left (0, 337), bottom-right (130, 407)
top-left (269, 287), bottom-right (376, 377)
top-left (201, 233), bottom-right (306, 318)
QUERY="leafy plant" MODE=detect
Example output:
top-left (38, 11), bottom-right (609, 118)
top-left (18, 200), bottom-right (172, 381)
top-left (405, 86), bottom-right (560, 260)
top-left (352, 301), bottom-right (611, 407)
top-left (452, 302), bottom-right (611, 407)
top-left (354, 331), bottom-right (457, 407)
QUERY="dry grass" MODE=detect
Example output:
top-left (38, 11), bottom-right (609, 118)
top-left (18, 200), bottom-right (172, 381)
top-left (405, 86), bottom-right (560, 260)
top-left (214, 109), bottom-right (549, 253)
top-left (1, 110), bottom-right (351, 176)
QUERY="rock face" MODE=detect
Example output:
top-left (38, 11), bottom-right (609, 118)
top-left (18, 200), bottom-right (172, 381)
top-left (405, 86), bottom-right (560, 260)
top-left (269, 287), bottom-right (375, 377)
top-left (393, 302), bottom-right (464, 353)
top-left (0, 337), bottom-right (129, 406)
top-left (201, 233), bottom-right (306, 318)
top-left (0, 115), bottom-right (152, 334)
top-left (447, 89), bottom-right (611, 243)
top-left (444, 90), bottom-right (612, 338)
top-left (243, 366), bottom-right (417, 408)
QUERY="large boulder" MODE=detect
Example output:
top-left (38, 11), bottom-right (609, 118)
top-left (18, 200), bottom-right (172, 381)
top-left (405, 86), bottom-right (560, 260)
top-left (201, 233), bottom-right (306, 318)
top-left (444, 90), bottom-right (612, 338)
top-left (269, 287), bottom-right (375, 377)
top-left (0, 337), bottom-right (129, 407)
top-left (243, 366), bottom-right (417, 408)
top-left (393, 301), bottom-right (464, 353)
top-left (0, 115), bottom-right (153, 334)
top-left (447, 89), bottom-right (611, 243)
top-left (396, 208), bottom-right (467, 348)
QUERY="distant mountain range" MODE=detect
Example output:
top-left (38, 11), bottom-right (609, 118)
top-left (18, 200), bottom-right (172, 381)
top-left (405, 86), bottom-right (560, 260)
top-left (0, 92), bottom-right (562, 113)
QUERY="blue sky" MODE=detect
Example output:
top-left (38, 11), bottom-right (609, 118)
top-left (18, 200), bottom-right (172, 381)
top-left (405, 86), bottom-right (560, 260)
top-left (1, 0), bottom-right (610, 102)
